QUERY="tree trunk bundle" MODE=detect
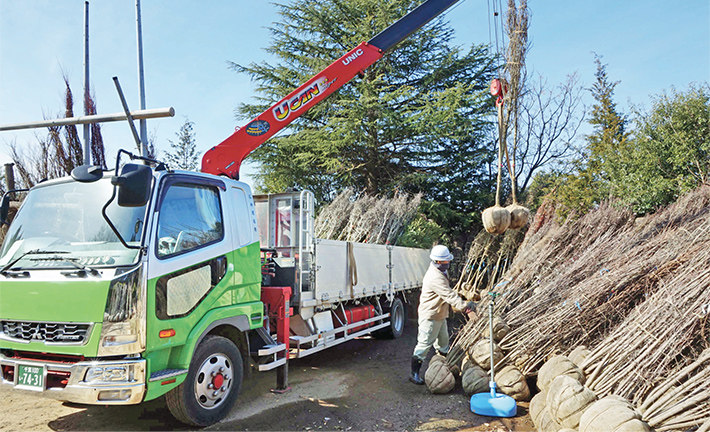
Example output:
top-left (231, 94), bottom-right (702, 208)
top-left (450, 186), bottom-right (710, 378)
top-left (447, 186), bottom-right (710, 426)
top-left (313, 187), bottom-right (421, 245)
top-left (453, 228), bottom-right (525, 302)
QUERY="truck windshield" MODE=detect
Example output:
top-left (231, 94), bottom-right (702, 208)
top-left (0, 176), bottom-right (148, 270)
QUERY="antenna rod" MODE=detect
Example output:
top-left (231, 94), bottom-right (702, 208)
top-left (136, 0), bottom-right (148, 157)
top-left (83, 1), bottom-right (90, 165)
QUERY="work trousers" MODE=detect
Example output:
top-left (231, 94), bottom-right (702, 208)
top-left (412, 317), bottom-right (449, 360)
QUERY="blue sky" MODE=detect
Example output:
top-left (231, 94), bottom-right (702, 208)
top-left (1, 1), bottom-right (708, 189)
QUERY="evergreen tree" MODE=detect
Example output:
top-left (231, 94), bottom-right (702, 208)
top-left (165, 118), bottom-right (199, 171)
top-left (612, 83), bottom-right (710, 214)
top-left (232, 0), bottom-right (497, 217)
top-left (553, 55), bottom-right (628, 216)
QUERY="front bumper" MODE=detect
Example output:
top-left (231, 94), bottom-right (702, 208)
top-left (0, 354), bottom-right (146, 405)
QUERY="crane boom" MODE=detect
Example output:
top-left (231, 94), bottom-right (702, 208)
top-left (201, 0), bottom-right (461, 179)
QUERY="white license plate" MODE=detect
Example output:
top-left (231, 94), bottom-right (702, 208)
top-left (15, 364), bottom-right (44, 391)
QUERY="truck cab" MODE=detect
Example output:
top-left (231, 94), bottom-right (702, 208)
top-left (0, 163), bottom-right (263, 425)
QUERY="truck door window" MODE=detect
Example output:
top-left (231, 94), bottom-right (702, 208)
top-left (275, 198), bottom-right (292, 248)
top-left (156, 183), bottom-right (223, 258)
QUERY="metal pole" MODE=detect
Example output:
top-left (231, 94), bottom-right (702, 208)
top-left (4, 164), bottom-right (15, 195)
top-left (136, 0), bottom-right (148, 157)
top-left (489, 300), bottom-right (496, 397)
top-left (0, 108), bottom-right (174, 132)
top-left (112, 77), bottom-right (143, 153)
top-left (83, 1), bottom-right (91, 165)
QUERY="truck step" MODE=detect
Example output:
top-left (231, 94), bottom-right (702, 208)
top-left (148, 369), bottom-right (188, 382)
top-left (253, 326), bottom-right (278, 346)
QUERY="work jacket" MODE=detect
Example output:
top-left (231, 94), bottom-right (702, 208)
top-left (417, 262), bottom-right (468, 321)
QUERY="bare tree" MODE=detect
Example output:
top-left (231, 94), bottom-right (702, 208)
top-left (515, 73), bottom-right (586, 195)
top-left (498, 0), bottom-right (585, 199)
top-left (502, 0), bottom-right (529, 203)
top-left (9, 73), bottom-right (107, 187)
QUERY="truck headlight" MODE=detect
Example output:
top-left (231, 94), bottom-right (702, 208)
top-left (97, 265), bottom-right (146, 356)
top-left (84, 365), bottom-right (135, 383)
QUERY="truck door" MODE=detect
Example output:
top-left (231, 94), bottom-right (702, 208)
top-left (146, 175), bottom-right (234, 343)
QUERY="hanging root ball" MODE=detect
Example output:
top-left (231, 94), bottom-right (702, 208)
top-left (568, 345), bottom-right (591, 368)
top-left (546, 375), bottom-right (597, 429)
top-left (470, 339), bottom-right (504, 370)
top-left (530, 392), bottom-right (563, 432)
top-left (507, 204), bottom-right (531, 230)
top-left (537, 355), bottom-right (586, 395)
top-left (425, 359), bottom-right (455, 394)
top-left (495, 365), bottom-right (530, 401)
top-left (482, 315), bottom-right (511, 342)
top-left (579, 396), bottom-right (651, 432)
top-left (482, 205), bottom-right (511, 234)
top-left (462, 364), bottom-right (489, 395)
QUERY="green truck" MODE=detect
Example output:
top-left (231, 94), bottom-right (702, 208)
top-left (0, 0), bottom-right (462, 426)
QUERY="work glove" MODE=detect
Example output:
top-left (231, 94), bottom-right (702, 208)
top-left (463, 301), bottom-right (476, 314)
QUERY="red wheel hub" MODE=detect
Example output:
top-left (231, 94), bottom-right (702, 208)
top-left (212, 373), bottom-right (224, 389)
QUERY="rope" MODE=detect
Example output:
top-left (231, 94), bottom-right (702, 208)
top-left (347, 241), bottom-right (358, 296)
top-left (495, 101), bottom-right (505, 207)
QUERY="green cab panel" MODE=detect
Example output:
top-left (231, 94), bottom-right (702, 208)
top-left (142, 242), bottom-right (262, 396)
top-left (0, 278), bottom-right (108, 323)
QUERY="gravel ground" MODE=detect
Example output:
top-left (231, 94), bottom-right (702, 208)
top-left (0, 314), bottom-right (535, 431)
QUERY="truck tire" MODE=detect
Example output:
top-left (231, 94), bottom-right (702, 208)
top-left (166, 335), bottom-right (243, 426)
top-left (374, 297), bottom-right (405, 339)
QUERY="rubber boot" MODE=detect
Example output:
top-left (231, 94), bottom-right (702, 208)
top-left (410, 357), bottom-right (424, 385)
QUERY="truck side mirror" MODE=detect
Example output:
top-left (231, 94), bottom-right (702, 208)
top-left (112, 164), bottom-right (152, 207)
top-left (0, 194), bottom-right (9, 226)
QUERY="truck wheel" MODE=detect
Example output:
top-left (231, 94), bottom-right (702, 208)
top-left (166, 335), bottom-right (243, 426)
top-left (374, 297), bottom-right (405, 339)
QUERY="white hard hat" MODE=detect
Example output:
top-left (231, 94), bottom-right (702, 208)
top-left (430, 245), bottom-right (454, 262)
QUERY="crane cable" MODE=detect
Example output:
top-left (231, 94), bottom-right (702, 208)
top-left (488, 0), bottom-right (508, 207)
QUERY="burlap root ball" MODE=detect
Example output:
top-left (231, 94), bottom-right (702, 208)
top-left (537, 355), bottom-right (586, 394)
top-left (461, 354), bottom-right (476, 373)
top-left (530, 392), bottom-right (562, 432)
top-left (482, 205), bottom-right (511, 234)
top-left (425, 359), bottom-right (455, 394)
top-left (429, 353), bottom-right (446, 366)
top-left (546, 375), bottom-right (597, 429)
top-left (462, 364), bottom-right (489, 395)
top-left (494, 365), bottom-right (530, 401)
top-left (507, 203), bottom-right (530, 230)
top-left (482, 315), bottom-right (511, 342)
top-left (579, 396), bottom-right (651, 432)
top-left (568, 345), bottom-right (591, 368)
top-left (470, 338), bottom-right (504, 370)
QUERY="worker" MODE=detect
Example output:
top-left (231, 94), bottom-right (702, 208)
top-left (410, 244), bottom-right (476, 385)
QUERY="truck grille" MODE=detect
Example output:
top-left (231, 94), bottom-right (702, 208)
top-left (0, 321), bottom-right (91, 344)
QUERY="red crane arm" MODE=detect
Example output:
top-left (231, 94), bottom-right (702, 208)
top-left (201, 0), bottom-right (461, 179)
top-left (201, 42), bottom-right (383, 179)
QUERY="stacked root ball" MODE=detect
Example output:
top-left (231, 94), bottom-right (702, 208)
top-left (424, 314), bottom-right (531, 403)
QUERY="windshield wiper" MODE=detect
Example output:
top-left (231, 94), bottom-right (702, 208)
top-left (0, 249), bottom-right (70, 275)
top-left (59, 258), bottom-right (101, 278)
top-left (26, 255), bottom-right (101, 277)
